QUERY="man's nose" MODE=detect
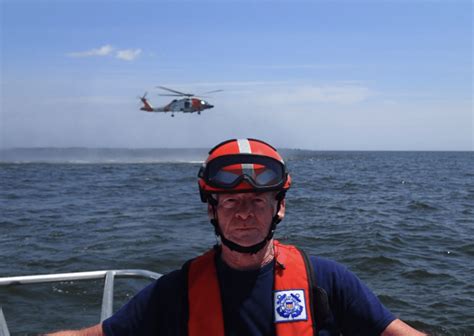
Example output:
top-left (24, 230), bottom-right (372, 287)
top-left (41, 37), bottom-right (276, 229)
top-left (235, 200), bottom-right (254, 220)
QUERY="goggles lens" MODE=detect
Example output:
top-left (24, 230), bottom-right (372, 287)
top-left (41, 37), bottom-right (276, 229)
top-left (203, 155), bottom-right (285, 189)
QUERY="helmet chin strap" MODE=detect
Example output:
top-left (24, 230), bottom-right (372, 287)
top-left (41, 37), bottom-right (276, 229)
top-left (209, 194), bottom-right (284, 255)
top-left (210, 218), bottom-right (277, 254)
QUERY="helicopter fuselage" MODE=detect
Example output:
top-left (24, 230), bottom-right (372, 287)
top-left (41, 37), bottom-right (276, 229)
top-left (140, 97), bottom-right (213, 114)
top-left (166, 98), bottom-right (214, 112)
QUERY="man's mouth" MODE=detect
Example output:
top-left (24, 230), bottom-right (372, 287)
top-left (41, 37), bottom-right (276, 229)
top-left (235, 227), bottom-right (256, 231)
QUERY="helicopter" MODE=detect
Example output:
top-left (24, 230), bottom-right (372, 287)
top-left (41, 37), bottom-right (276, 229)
top-left (139, 86), bottom-right (222, 117)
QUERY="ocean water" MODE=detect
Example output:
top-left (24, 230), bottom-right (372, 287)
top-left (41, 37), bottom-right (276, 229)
top-left (0, 148), bottom-right (473, 335)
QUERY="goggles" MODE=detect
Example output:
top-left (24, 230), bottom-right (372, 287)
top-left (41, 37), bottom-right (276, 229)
top-left (199, 154), bottom-right (287, 191)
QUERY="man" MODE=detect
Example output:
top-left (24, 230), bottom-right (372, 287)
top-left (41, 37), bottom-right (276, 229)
top-left (49, 138), bottom-right (425, 336)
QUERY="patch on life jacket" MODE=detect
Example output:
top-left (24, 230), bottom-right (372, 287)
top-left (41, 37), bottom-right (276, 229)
top-left (274, 289), bottom-right (307, 322)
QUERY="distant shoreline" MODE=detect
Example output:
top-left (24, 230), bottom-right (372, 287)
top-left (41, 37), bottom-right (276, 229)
top-left (0, 147), bottom-right (472, 152)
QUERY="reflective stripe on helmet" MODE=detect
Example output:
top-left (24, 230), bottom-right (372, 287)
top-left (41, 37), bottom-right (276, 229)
top-left (237, 139), bottom-right (255, 175)
top-left (237, 138), bottom-right (251, 154)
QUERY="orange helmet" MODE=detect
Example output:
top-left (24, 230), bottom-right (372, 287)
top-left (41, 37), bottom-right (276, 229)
top-left (198, 138), bottom-right (291, 202)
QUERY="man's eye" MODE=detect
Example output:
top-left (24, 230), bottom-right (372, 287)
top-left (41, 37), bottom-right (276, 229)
top-left (222, 199), bottom-right (238, 207)
top-left (253, 198), bottom-right (266, 205)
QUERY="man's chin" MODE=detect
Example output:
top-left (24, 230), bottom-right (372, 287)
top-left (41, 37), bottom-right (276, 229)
top-left (226, 235), bottom-right (265, 247)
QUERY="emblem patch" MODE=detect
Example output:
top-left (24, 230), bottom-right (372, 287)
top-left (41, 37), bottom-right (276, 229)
top-left (274, 289), bottom-right (307, 322)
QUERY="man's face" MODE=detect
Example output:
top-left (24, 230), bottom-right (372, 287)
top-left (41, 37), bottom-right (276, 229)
top-left (209, 192), bottom-right (285, 247)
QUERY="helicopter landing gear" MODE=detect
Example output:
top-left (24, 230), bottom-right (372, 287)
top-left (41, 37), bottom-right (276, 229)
top-left (171, 114), bottom-right (175, 117)
top-left (198, 111), bottom-right (201, 115)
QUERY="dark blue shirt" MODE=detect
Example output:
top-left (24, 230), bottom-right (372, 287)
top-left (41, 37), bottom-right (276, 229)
top-left (103, 256), bottom-right (395, 335)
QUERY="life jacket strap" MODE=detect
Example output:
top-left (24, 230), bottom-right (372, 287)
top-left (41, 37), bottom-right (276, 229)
top-left (296, 248), bottom-right (332, 334)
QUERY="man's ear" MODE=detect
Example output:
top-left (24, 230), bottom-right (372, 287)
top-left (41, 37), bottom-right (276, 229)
top-left (277, 198), bottom-right (286, 221)
top-left (208, 203), bottom-right (215, 219)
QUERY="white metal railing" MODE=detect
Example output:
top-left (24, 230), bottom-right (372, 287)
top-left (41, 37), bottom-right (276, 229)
top-left (0, 308), bottom-right (9, 336)
top-left (0, 269), bottom-right (162, 336)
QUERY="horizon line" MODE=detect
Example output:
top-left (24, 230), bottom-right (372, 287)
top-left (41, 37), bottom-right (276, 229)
top-left (0, 146), bottom-right (472, 153)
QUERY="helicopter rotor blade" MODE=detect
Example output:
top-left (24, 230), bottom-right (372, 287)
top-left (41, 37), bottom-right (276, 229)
top-left (158, 94), bottom-right (187, 97)
top-left (138, 92), bottom-right (148, 100)
top-left (156, 86), bottom-right (193, 97)
top-left (199, 89), bottom-right (224, 95)
top-left (137, 92), bottom-right (148, 108)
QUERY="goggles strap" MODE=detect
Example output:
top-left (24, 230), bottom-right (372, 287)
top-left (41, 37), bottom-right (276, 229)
top-left (209, 196), bottom-right (283, 255)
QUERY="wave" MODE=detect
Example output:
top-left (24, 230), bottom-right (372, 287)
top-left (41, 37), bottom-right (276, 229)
top-left (401, 268), bottom-right (454, 281)
top-left (408, 200), bottom-right (438, 211)
top-left (0, 148), bottom-right (207, 164)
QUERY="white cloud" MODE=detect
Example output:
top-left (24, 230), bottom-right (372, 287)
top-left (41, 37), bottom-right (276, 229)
top-left (116, 49), bottom-right (142, 61)
top-left (67, 45), bottom-right (114, 57)
top-left (67, 45), bottom-right (142, 61)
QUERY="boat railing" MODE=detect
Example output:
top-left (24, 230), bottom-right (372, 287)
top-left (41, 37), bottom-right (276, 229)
top-left (0, 269), bottom-right (162, 336)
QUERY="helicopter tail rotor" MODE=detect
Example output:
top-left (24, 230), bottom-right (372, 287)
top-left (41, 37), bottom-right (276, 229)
top-left (138, 92), bottom-right (154, 112)
top-left (138, 92), bottom-right (148, 99)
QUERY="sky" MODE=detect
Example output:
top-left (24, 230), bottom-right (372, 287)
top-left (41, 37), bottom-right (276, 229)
top-left (1, 0), bottom-right (472, 151)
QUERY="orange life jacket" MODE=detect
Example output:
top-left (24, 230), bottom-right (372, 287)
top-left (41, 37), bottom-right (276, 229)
top-left (187, 240), bottom-right (316, 335)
